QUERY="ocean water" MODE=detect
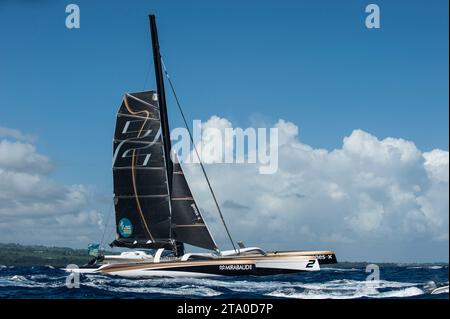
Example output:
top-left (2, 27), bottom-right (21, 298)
top-left (0, 264), bottom-right (448, 299)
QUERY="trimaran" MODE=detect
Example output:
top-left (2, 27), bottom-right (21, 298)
top-left (70, 15), bottom-right (337, 278)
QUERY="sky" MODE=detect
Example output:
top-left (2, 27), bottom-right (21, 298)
top-left (0, 0), bottom-right (448, 262)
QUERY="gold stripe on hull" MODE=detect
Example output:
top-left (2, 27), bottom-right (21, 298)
top-left (99, 250), bottom-right (331, 273)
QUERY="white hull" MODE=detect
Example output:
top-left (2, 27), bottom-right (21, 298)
top-left (67, 249), bottom-right (336, 278)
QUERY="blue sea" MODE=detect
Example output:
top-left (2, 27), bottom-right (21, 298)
top-left (0, 264), bottom-right (448, 299)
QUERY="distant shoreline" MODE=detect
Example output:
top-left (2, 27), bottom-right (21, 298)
top-left (0, 243), bottom-right (95, 267)
top-left (0, 243), bottom-right (448, 268)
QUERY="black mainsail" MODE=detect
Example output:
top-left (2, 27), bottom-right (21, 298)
top-left (112, 91), bottom-right (173, 249)
top-left (110, 15), bottom-right (218, 253)
top-left (111, 92), bottom-right (217, 251)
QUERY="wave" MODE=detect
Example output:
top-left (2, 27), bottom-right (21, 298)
top-left (321, 267), bottom-right (359, 272)
top-left (0, 275), bottom-right (65, 289)
top-left (267, 286), bottom-right (424, 299)
top-left (407, 265), bottom-right (447, 270)
top-left (79, 276), bottom-right (423, 299)
top-left (81, 276), bottom-right (221, 297)
top-left (264, 279), bottom-right (424, 299)
top-left (0, 266), bottom-right (446, 299)
top-left (265, 279), bottom-right (423, 299)
top-left (431, 286), bottom-right (449, 295)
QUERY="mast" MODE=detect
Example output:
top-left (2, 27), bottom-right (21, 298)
top-left (149, 15), bottom-right (172, 189)
top-left (149, 15), bottom-right (185, 256)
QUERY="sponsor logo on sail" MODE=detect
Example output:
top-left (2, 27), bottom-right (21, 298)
top-left (118, 218), bottom-right (133, 238)
top-left (190, 203), bottom-right (201, 220)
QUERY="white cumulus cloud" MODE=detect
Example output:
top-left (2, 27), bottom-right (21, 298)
top-left (0, 127), bottom-right (103, 247)
top-left (0, 121), bottom-right (447, 262)
top-left (182, 117), bottom-right (449, 262)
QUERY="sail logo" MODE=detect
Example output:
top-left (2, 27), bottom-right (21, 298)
top-left (118, 218), bottom-right (133, 237)
top-left (219, 264), bottom-right (253, 271)
top-left (113, 121), bottom-right (162, 167)
top-left (190, 203), bottom-right (201, 220)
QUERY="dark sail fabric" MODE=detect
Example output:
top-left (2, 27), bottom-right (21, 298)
top-left (111, 90), bottom-right (218, 251)
top-left (171, 162), bottom-right (218, 251)
top-left (112, 91), bottom-right (172, 249)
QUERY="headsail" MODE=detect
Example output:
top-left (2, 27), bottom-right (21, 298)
top-left (171, 162), bottom-right (218, 251)
top-left (111, 91), bottom-right (173, 249)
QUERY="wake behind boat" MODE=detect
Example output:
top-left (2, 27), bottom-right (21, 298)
top-left (67, 15), bottom-right (337, 278)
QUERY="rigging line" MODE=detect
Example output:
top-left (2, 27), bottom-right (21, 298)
top-left (160, 57), bottom-right (238, 254)
top-left (106, 218), bottom-right (118, 250)
top-left (99, 199), bottom-right (114, 248)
